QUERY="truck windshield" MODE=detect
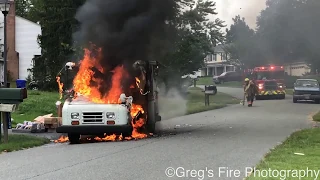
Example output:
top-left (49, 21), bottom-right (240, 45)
top-left (295, 80), bottom-right (319, 87)
top-left (254, 71), bottom-right (284, 80)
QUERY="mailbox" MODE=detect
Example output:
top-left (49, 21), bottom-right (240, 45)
top-left (0, 88), bottom-right (27, 103)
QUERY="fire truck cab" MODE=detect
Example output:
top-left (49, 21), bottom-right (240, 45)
top-left (245, 65), bottom-right (286, 100)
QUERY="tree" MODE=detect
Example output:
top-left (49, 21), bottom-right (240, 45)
top-left (30, 0), bottom-right (86, 90)
top-left (158, 0), bottom-right (225, 92)
top-left (15, 0), bottom-right (32, 19)
top-left (223, 15), bottom-right (260, 69)
top-left (256, 0), bottom-right (320, 72)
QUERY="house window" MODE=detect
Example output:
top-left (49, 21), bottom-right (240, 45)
top-left (213, 54), bottom-right (217, 61)
top-left (221, 53), bottom-right (227, 60)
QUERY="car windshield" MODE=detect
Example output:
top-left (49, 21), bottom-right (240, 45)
top-left (295, 80), bottom-right (319, 87)
top-left (254, 71), bottom-right (284, 80)
top-left (220, 72), bottom-right (227, 76)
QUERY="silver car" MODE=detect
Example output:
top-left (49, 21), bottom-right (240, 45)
top-left (292, 79), bottom-right (320, 104)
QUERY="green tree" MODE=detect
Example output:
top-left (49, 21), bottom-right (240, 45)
top-left (158, 0), bottom-right (225, 92)
top-left (223, 15), bottom-right (260, 69)
top-left (30, 0), bottom-right (86, 90)
top-left (15, 0), bottom-right (31, 18)
top-left (256, 0), bottom-right (320, 72)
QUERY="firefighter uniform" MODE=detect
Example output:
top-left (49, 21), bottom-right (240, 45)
top-left (244, 78), bottom-right (258, 107)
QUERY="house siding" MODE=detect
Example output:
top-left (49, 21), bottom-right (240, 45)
top-left (15, 16), bottom-right (41, 80)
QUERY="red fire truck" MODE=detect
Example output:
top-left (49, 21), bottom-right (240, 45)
top-left (244, 65), bottom-right (286, 100)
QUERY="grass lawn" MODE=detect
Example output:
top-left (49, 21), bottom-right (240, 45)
top-left (159, 87), bottom-right (239, 119)
top-left (196, 77), bottom-right (242, 87)
top-left (312, 111), bottom-right (320, 122)
top-left (246, 112), bottom-right (320, 180)
top-left (286, 89), bottom-right (293, 95)
top-left (186, 87), bottom-right (239, 114)
top-left (11, 90), bottom-right (60, 127)
top-left (0, 134), bottom-right (50, 153)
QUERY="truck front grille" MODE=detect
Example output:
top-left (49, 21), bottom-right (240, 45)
top-left (295, 90), bottom-right (320, 95)
top-left (82, 112), bottom-right (103, 123)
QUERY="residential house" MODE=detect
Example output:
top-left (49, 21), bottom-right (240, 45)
top-left (0, 0), bottom-right (41, 85)
top-left (284, 61), bottom-right (311, 76)
top-left (197, 44), bottom-right (235, 77)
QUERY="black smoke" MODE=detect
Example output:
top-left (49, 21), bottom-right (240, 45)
top-left (73, 0), bottom-right (176, 96)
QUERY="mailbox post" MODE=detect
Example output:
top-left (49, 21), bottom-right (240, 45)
top-left (0, 88), bottom-right (27, 143)
top-left (203, 85), bottom-right (217, 106)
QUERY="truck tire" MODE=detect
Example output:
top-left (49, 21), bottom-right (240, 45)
top-left (147, 102), bottom-right (156, 134)
top-left (315, 99), bottom-right (320, 104)
top-left (68, 133), bottom-right (80, 144)
top-left (293, 98), bottom-right (297, 103)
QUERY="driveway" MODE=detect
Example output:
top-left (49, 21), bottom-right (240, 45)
top-left (0, 87), bottom-right (318, 180)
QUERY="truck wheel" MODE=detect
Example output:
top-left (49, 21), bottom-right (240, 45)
top-left (147, 102), bottom-right (156, 134)
top-left (293, 98), bottom-right (297, 103)
top-left (68, 133), bottom-right (80, 144)
top-left (315, 99), bottom-right (320, 104)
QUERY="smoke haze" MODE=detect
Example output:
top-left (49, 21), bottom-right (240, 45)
top-left (74, 0), bottom-right (175, 70)
top-left (214, 0), bottom-right (266, 29)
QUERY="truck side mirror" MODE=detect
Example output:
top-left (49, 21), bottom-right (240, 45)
top-left (0, 88), bottom-right (27, 104)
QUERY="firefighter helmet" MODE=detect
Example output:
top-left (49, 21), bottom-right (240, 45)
top-left (244, 78), bottom-right (250, 82)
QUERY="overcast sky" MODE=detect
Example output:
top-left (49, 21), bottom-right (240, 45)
top-left (211, 0), bottom-right (266, 30)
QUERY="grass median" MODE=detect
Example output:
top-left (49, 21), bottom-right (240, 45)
top-left (159, 87), bottom-right (239, 119)
top-left (196, 77), bottom-right (242, 87)
top-left (0, 134), bottom-right (50, 153)
top-left (246, 111), bottom-right (320, 180)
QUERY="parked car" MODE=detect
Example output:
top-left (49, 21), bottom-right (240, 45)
top-left (213, 71), bottom-right (242, 84)
top-left (292, 79), bottom-right (320, 104)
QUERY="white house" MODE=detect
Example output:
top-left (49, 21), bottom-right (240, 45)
top-left (0, 1), bottom-right (41, 84)
top-left (284, 61), bottom-right (311, 76)
top-left (196, 44), bottom-right (235, 77)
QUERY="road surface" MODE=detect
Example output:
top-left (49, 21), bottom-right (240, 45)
top-left (0, 87), bottom-right (318, 180)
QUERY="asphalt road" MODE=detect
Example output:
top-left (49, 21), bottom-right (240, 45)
top-left (0, 87), bottom-right (319, 180)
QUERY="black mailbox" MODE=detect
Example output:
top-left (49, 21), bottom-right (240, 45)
top-left (204, 85), bottom-right (217, 95)
top-left (0, 88), bottom-right (27, 103)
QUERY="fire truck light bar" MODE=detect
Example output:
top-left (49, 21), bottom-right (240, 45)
top-left (254, 65), bottom-right (284, 71)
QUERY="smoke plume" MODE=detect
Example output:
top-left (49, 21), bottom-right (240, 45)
top-left (74, 0), bottom-right (176, 69)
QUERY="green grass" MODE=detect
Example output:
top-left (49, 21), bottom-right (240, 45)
top-left (186, 87), bottom-right (239, 114)
top-left (312, 111), bottom-right (320, 122)
top-left (196, 77), bottom-right (242, 87)
top-left (246, 128), bottom-right (320, 180)
top-left (246, 113), bottom-right (320, 180)
top-left (286, 89), bottom-right (293, 95)
top-left (196, 77), bottom-right (213, 85)
top-left (159, 87), bottom-right (239, 119)
top-left (0, 134), bottom-right (50, 153)
top-left (11, 91), bottom-right (60, 127)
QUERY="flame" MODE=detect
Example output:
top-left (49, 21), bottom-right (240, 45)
top-left (55, 47), bottom-right (151, 144)
top-left (135, 77), bottom-right (144, 94)
top-left (54, 135), bottom-right (69, 143)
top-left (56, 76), bottom-right (64, 99)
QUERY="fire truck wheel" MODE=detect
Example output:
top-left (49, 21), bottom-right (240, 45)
top-left (68, 133), bottom-right (80, 144)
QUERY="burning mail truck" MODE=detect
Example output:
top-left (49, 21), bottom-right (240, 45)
top-left (56, 56), bottom-right (161, 144)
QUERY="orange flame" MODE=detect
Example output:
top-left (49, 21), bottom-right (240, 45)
top-left (55, 47), bottom-right (150, 143)
top-left (56, 76), bottom-right (64, 99)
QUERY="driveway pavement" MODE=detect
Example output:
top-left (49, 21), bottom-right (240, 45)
top-left (0, 87), bottom-right (318, 180)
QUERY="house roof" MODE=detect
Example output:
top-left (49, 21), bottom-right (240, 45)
top-left (212, 44), bottom-right (232, 53)
top-left (16, 15), bottom-right (40, 27)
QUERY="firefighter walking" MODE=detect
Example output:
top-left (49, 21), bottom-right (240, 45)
top-left (244, 78), bottom-right (258, 107)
